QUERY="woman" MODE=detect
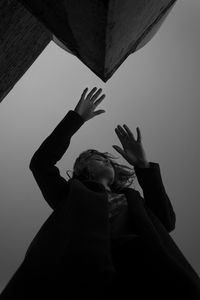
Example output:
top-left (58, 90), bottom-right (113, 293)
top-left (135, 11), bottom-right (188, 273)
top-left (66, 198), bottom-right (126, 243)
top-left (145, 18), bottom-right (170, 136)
top-left (1, 87), bottom-right (200, 300)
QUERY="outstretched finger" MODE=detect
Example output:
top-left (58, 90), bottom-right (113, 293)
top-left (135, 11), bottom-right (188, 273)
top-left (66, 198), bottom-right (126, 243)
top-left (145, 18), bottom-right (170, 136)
top-left (114, 128), bottom-right (127, 148)
top-left (80, 87), bottom-right (88, 99)
top-left (93, 109), bottom-right (106, 117)
top-left (116, 125), bottom-right (127, 138)
top-left (93, 94), bottom-right (106, 106)
top-left (123, 124), bottom-right (135, 140)
top-left (87, 87), bottom-right (98, 99)
top-left (91, 88), bottom-right (103, 101)
top-left (136, 127), bottom-right (141, 142)
top-left (112, 145), bottom-right (126, 158)
top-left (75, 88), bottom-right (88, 110)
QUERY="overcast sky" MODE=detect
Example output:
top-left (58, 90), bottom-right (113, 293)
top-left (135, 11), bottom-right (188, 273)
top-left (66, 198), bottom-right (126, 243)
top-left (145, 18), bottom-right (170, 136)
top-left (0, 0), bottom-right (200, 291)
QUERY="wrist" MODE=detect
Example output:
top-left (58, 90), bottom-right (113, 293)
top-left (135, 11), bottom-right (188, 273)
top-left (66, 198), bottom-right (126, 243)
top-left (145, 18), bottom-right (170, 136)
top-left (73, 110), bottom-right (85, 122)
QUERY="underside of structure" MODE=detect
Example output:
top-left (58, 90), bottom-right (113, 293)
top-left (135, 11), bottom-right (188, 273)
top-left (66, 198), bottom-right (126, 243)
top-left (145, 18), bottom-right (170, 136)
top-left (17, 0), bottom-right (177, 81)
top-left (0, 0), bottom-right (177, 103)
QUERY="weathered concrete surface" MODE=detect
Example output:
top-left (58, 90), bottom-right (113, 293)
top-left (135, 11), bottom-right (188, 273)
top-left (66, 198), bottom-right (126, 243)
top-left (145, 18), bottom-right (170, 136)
top-left (16, 0), bottom-right (177, 82)
top-left (105, 0), bottom-right (177, 79)
top-left (0, 0), bottom-right (51, 103)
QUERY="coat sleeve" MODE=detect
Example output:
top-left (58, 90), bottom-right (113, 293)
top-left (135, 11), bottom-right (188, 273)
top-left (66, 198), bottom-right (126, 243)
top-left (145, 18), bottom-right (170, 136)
top-left (29, 110), bottom-right (85, 210)
top-left (134, 162), bottom-right (176, 232)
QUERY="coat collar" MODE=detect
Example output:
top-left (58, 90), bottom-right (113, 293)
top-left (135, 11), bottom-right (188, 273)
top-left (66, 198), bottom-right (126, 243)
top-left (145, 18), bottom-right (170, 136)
top-left (74, 179), bottom-right (133, 195)
top-left (80, 179), bottom-right (109, 193)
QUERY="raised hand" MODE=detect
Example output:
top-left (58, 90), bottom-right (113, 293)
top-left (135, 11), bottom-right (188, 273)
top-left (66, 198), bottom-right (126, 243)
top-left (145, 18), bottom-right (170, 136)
top-left (112, 124), bottom-right (149, 168)
top-left (74, 87), bottom-right (106, 122)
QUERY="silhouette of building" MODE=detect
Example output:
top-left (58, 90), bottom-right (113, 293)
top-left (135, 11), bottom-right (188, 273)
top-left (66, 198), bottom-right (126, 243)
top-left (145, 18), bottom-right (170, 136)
top-left (0, 0), bottom-right (177, 102)
top-left (0, 0), bottom-right (51, 103)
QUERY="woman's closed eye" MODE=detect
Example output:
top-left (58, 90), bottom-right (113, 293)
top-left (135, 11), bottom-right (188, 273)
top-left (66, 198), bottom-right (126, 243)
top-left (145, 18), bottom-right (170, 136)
top-left (101, 159), bottom-right (111, 166)
top-left (93, 157), bottom-right (110, 163)
top-left (95, 158), bottom-right (105, 161)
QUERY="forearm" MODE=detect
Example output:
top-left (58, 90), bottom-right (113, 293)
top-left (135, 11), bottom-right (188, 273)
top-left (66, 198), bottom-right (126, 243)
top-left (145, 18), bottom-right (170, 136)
top-left (134, 162), bottom-right (176, 231)
top-left (30, 110), bottom-right (84, 169)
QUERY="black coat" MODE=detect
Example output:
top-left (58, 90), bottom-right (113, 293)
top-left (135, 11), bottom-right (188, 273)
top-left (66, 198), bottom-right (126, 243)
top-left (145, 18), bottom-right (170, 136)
top-left (1, 110), bottom-right (200, 300)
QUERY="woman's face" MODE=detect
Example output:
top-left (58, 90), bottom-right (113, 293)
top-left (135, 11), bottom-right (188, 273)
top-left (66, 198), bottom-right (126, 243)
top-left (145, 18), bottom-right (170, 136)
top-left (87, 154), bottom-right (115, 183)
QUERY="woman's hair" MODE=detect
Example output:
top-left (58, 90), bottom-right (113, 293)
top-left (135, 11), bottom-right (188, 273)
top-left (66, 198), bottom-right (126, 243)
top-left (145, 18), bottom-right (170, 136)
top-left (66, 149), bottom-right (136, 192)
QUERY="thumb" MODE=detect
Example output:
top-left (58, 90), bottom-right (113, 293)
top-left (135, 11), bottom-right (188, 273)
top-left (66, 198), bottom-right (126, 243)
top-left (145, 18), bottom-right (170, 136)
top-left (93, 110), bottom-right (106, 116)
top-left (113, 146), bottom-right (132, 164)
top-left (112, 145), bottom-right (125, 157)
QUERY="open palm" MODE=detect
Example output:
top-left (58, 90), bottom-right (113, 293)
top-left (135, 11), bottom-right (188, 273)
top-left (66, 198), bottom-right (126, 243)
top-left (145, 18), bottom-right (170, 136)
top-left (74, 87), bottom-right (106, 121)
top-left (112, 124), bottom-right (148, 167)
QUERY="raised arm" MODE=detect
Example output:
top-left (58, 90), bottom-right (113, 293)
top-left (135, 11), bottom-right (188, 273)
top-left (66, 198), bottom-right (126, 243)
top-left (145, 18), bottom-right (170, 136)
top-left (112, 125), bottom-right (176, 232)
top-left (29, 110), bottom-right (84, 209)
top-left (134, 162), bottom-right (176, 232)
top-left (29, 87), bottom-right (106, 209)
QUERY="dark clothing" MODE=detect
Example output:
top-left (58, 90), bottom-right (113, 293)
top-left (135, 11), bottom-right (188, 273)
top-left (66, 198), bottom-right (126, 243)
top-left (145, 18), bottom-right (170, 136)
top-left (1, 110), bottom-right (200, 300)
